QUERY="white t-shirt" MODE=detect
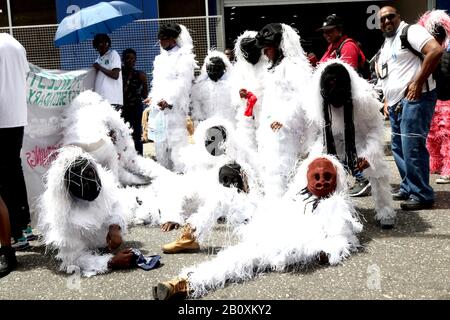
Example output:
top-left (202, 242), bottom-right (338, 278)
top-left (94, 49), bottom-right (123, 105)
top-left (378, 21), bottom-right (435, 106)
top-left (0, 33), bottom-right (30, 128)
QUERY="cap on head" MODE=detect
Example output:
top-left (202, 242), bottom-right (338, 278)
top-left (256, 23), bottom-right (283, 48)
top-left (158, 23), bottom-right (181, 40)
top-left (317, 14), bottom-right (344, 31)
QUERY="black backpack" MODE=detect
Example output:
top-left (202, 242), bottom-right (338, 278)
top-left (398, 24), bottom-right (447, 93)
top-left (434, 50), bottom-right (450, 100)
top-left (335, 38), bottom-right (371, 80)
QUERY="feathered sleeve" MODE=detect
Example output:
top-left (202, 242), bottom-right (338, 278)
top-left (163, 52), bottom-right (196, 114)
top-left (267, 61), bottom-right (311, 130)
top-left (190, 81), bottom-right (206, 123)
top-left (314, 194), bottom-right (362, 265)
top-left (57, 247), bottom-right (113, 277)
top-left (354, 94), bottom-right (387, 178)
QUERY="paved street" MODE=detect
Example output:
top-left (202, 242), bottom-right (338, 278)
top-left (1, 125), bottom-right (449, 300)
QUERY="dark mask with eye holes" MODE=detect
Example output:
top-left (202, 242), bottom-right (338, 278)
top-left (240, 37), bottom-right (262, 65)
top-left (320, 63), bottom-right (352, 107)
top-left (64, 157), bottom-right (102, 202)
top-left (219, 163), bottom-right (245, 191)
top-left (206, 57), bottom-right (226, 81)
top-left (306, 158), bottom-right (337, 198)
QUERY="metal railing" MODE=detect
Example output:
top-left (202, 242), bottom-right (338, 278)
top-left (0, 16), bottom-right (225, 80)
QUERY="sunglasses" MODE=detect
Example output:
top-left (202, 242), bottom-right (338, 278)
top-left (379, 13), bottom-right (397, 23)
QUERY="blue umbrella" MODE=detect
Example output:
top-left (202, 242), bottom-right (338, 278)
top-left (54, 1), bottom-right (142, 47)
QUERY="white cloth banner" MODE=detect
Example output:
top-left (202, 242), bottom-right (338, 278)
top-left (21, 63), bottom-right (95, 217)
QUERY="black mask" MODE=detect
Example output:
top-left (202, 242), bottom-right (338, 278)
top-left (219, 163), bottom-right (244, 191)
top-left (206, 57), bottom-right (226, 81)
top-left (205, 125), bottom-right (227, 156)
top-left (64, 157), bottom-right (102, 202)
top-left (240, 37), bottom-right (261, 65)
top-left (320, 63), bottom-right (352, 107)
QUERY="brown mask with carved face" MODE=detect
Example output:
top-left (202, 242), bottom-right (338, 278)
top-left (307, 157), bottom-right (337, 198)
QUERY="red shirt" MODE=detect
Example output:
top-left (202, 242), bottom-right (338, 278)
top-left (319, 35), bottom-right (361, 70)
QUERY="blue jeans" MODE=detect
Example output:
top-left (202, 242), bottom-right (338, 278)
top-left (389, 90), bottom-right (437, 203)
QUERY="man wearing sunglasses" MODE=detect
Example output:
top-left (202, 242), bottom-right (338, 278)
top-left (376, 6), bottom-right (443, 211)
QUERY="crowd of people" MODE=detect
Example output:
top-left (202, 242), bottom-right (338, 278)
top-left (1, 5), bottom-right (449, 300)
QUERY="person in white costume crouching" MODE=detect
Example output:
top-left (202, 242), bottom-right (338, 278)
top-left (62, 90), bottom-right (171, 188)
top-left (157, 117), bottom-right (262, 253)
top-left (306, 60), bottom-right (395, 228)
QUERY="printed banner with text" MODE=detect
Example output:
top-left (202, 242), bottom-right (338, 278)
top-left (21, 63), bottom-right (95, 220)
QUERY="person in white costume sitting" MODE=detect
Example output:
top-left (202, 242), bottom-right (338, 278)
top-left (37, 146), bottom-right (136, 277)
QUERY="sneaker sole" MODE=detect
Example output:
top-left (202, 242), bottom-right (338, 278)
top-left (350, 185), bottom-right (372, 197)
top-left (11, 243), bottom-right (30, 251)
top-left (436, 180), bottom-right (450, 184)
top-left (162, 246), bottom-right (200, 254)
top-left (153, 283), bottom-right (170, 300)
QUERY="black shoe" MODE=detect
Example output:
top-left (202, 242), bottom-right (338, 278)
top-left (349, 180), bottom-right (371, 197)
top-left (0, 246), bottom-right (18, 278)
top-left (392, 191), bottom-right (409, 201)
top-left (400, 198), bottom-right (434, 211)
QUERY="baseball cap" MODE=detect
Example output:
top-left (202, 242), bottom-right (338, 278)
top-left (317, 14), bottom-right (344, 31)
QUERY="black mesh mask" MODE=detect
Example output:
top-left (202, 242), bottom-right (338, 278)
top-left (219, 163), bottom-right (244, 191)
top-left (240, 37), bottom-right (261, 65)
top-left (206, 57), bottom-right (226, 81)
top-left (64, 157), bottom-right (102, 202)
top-left (320, 63), bottom-right (352, 107)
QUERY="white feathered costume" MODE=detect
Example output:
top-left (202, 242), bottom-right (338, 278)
top-left (141, 117), bottom-right (262, 231)
top-left (232, 30), bottom-right (269, 154)
top-left (147, 24), bottom-right (197, 171)
top-left (62, 90), bottom-right (170, 187)
top-left (62, 90), bottom-right (176, 226)
top-left (256, 24), bottom-right (314, 198)
top-left (175, 117), bottom-right (262, 241)
top-left (306, 59), bottom-right (395, 224)
top-left (37, 146), bottom-right (128, 277)
top-left (190, 50), bottom-right (236, 125)
top-left (176, 154), bottom-right (362, 298)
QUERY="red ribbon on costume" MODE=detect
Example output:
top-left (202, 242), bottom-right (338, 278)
top-left (243, 91), bottom-right (257, 117)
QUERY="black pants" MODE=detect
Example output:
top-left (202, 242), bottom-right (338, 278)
top-left (0, 126), bottom-right (30, 239)
top-left (122, 104), bottom-right (143, 156)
